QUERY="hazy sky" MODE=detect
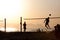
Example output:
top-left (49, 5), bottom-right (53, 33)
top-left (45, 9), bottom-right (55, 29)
top-left (0, 0), bottom-right (60, 31)
top-left (0, 0), bottom-right (60, 18)
top-left (21, 0), bottom-right (60, 18)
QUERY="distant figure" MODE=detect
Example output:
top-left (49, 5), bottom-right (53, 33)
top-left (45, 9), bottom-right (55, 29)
top-left (23, 22), bottom-right (26, 32)
top-left (44, 17), bottom-right (50, 29)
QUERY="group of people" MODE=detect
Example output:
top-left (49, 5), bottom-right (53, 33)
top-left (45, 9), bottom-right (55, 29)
top-left (23, 17), bottom-right (51, 32)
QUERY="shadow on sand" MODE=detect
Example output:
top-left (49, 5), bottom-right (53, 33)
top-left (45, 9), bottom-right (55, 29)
top-left (0, 31), bottom-right (59, 40)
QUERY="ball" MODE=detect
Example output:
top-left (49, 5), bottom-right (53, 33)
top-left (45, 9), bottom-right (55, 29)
top-left (49, 14), bottom-right (51, 16)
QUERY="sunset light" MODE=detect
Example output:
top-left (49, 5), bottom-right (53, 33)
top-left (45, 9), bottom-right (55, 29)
top-left (0, 0), bottom-right (23, 18)
top-left (0, 0), bottom-right (60, 40)
top-left (0, 0), bottom-right (60, 32)
top-left (0, 27), bottom-right (17, 32)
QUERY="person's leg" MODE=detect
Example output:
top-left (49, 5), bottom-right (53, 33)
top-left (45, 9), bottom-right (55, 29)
top-left (48, 24), bottom-right (51, 29)
top-left (45, 24), bottom-right (48, 29)
top-left (24, 29), bottom-right (26, 32)
top-left (24, 29), bottom-right (25, 32)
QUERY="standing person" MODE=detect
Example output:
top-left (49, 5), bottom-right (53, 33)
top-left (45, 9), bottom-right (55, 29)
top-left (44, 17), bottom-right (50, 29)
top-left (23, 21), bottom-right (26, 32)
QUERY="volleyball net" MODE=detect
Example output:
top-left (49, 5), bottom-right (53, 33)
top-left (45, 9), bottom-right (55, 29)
top-left (0, 17), bottom-right (60, 32)
top-left (23, 17), bottom-right (60, 32)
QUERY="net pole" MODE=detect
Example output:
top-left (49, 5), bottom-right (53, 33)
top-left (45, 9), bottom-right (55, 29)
top-left (4, 18), bottom-right (6, 32)
top-left (20, 17), bottom-right (22, 32)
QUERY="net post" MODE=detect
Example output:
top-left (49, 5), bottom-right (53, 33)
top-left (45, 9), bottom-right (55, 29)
top-left (4, 18), bottom-right (6, 32)
top-left (20, 17), bottom-right (22, 32)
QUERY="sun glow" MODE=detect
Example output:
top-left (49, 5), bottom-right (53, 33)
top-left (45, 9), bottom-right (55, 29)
top-left (0, 27), bottom-right (17, 32)
top-left (0, 0), bottom-right (23, 18)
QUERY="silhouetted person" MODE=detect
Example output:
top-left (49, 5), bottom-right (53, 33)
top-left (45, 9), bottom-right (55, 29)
top-left (23, 22), bottom-right (26, 32)
top-left (44, 17), bottom-right (50, 29)
top-left (54, 24), bottom-right (60, 32)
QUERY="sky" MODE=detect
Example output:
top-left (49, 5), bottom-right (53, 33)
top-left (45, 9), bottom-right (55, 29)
top-left (0, 0), bottom-right (60, 31)
top-left (0, 0), bottom-right (60, 18)
top-left (21, 0), bottom-right (60, 18)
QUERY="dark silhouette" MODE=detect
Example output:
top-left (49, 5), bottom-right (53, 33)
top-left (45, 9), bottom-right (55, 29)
top-left (44, 17), bottom-right (50, 29)
top-left (23, 22), bottom-right (26, 32)
top-left (54, 24), bottom-right (60, 40)
top-left (49, 14), bottom-right (51, 16)
top-left (54, 24), bottom-right (60, 32)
